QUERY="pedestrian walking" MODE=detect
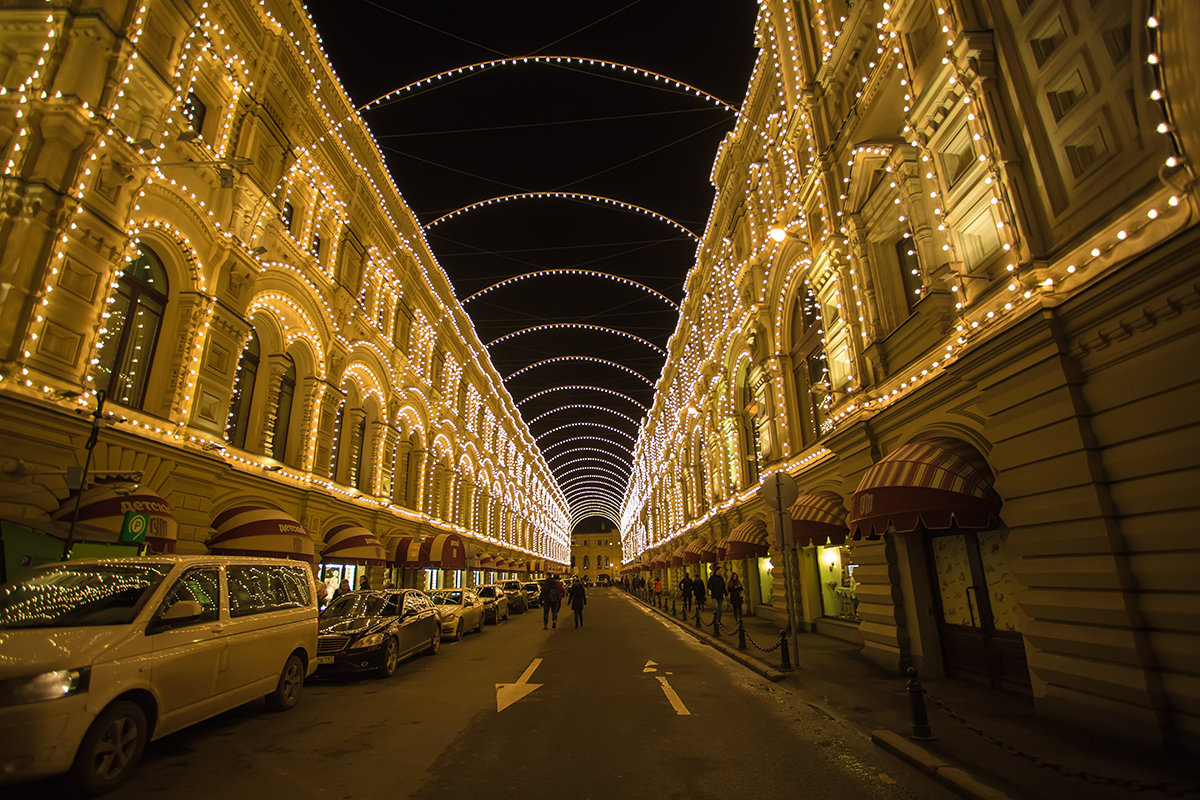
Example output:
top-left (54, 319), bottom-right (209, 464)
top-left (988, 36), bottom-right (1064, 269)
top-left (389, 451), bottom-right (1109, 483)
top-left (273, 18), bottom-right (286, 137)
top-left (358, 574), bottom-right (371, 591)
top-left (707, 565), bottom-right (727, 626)
top-left (692, 574), bottom-right (706, 610)
top-left (679, 572), bottom-right (693, 612)
top-left (653, 576), bottom-right (663, 602)
top-left (540, 573), bottom-right (563, 629)
top-left (567, 578), bottom-right (588, 628)
top-left (727, 570), bottom-right (744, 621)
top-left (333, 578), bottom-right (351, 600)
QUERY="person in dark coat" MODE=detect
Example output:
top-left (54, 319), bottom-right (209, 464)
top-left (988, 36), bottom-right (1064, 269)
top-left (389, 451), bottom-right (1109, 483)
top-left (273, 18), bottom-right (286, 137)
top-left (692, 574), bottom-right (706, 610)
top-left (707, 565), bottom-right (728, 626)
top-left (567, 578), bottom-right (588, 628)
top-left (332, 578), bottom-right (351, 600)
top-left (727, 570), bottom-right (744, 621)
top-left (679, 573), bottom-right (694, 612)
top-left (540, 573), bottom-right (563, 629)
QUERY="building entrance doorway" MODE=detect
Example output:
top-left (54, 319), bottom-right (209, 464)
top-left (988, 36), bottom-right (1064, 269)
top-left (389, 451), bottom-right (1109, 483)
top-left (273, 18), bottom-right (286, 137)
top-left (927, 527), bottom-right (1031, 695)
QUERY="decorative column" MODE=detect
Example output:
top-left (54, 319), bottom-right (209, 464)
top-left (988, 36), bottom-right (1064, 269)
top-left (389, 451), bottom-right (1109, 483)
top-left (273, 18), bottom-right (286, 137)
top-left (257, 353), bottom-right (293, 459)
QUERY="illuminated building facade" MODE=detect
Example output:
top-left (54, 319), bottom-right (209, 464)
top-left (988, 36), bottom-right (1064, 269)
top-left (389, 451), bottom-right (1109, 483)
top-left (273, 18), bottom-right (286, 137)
top-left (570, 518), bottom-right (621, 584)
top-left (0, 1), bottom-right (569, 576)
top-left (619, 1), bottom-right (1200, 751)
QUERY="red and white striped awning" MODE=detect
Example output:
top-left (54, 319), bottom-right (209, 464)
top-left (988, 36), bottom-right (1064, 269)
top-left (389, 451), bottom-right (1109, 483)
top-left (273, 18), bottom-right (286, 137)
top-left (724, 518), bottom-right (770, 560)
top-left (849, 438), bottom-right (1000, 539)
top-left (420, 533), bottom-right (467, 569)
top-left (209, 506), bottom-right (314, 562)
top-left (682, 538), bottom-right (710, 565)
top-left (668, 544), bottom-right (688, 568)
top-left (392, 536), bottom-right (422, 568)
top-left (790, 491), bottom-right (849, 547)
top-left (321, 524), bottom-right (386, 566)
top-left (52, 483), bottom-right (178, 553)
top-left (476, 553), bottom-right (497, 569)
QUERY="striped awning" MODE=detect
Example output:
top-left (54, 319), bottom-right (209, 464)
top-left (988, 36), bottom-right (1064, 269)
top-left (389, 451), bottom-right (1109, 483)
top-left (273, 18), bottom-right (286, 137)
top-left (321, 524), bottom-right (386, 566)
top-left (392, 536), bottom-right (422, 568)
top-left (420, 533), bottom-right (468, 569)
top-left (682, 538), bottom-right (709, 565)
top-left (849, 438), bottom-right (1000, 539)
top-left (52, 483), bottom-right (178, 553)
top-left (209, 506), bottom-right (314, 562)
top-left (476, 553), bottom-right (497, 568)
top-left (668, 544), bottom-right (688, 568)
top-left (493, 557), bottom-right (512, 571)
top-left (724, 518), bottom-right (769, 560)
top-left (790, 491), bottom-right (849, 547)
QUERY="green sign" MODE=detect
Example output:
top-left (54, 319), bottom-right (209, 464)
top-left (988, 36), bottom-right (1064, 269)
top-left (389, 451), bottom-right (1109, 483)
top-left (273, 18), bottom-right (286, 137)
top-left (120, 512), bottom-right (150, 543)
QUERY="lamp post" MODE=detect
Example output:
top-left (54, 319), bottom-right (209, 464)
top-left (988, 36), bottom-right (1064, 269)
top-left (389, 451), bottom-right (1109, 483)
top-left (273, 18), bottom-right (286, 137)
top-left (63, 390), bottom-right (106, 561)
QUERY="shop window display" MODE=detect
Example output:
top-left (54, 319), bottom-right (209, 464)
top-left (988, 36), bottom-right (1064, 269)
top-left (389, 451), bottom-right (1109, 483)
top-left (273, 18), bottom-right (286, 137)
top-left (817, 545), bottom-right (859, 620)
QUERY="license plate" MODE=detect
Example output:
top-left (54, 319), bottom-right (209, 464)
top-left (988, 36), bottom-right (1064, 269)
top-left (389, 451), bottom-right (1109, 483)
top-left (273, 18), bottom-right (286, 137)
top-left (317, 656), bottom-right (334, 665)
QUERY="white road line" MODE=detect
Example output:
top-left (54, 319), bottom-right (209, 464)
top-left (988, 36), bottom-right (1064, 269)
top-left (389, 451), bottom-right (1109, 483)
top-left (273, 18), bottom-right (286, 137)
top-left (656, 675), bottom-right (691, 715)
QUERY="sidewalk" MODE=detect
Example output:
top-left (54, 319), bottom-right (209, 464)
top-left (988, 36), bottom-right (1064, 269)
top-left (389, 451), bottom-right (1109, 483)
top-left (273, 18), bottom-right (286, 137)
top-left (622, 588), bottom-right (1199, 800)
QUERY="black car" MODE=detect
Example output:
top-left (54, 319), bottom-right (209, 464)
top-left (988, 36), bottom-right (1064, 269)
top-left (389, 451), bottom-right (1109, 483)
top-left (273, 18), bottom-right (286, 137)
top-left (500, 580), bottom-right (529, 614)
top-left (316, 589), bottom-right (441, 678)
top-left (475, 584), bottom-right (509, 624)
top-left (522, 581), bottom-right (541, 608)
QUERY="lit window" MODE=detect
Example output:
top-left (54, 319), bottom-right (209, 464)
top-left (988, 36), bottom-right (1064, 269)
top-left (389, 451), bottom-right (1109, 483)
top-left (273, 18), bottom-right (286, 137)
top-left (94, 245), bottom-right (167, 409)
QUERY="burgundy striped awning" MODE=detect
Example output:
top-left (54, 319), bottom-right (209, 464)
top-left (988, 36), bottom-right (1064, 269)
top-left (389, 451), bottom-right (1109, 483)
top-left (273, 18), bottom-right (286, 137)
top-left (849, 438), bottom-right (1000, 539)
top-left (790, 492), bottom-right (849, 547)
top-left (420, 533), bottom-right (468, 569)
top-left (52, 483), bottom-right (178, 553)
top-left (724, 519), bottom-right (769, 560)
top-left (321, 524), bottom-right (386, 566)
top-left (668, 544), bottom-right (688, 568)
top-left (392, 536), bottom-right (422, 568)
top-left (209, 506), bottom-right (314, 562)
top-left (476, 553), bottom-right (497, 568)
top-left (682, 538), bottom-right (710, 565)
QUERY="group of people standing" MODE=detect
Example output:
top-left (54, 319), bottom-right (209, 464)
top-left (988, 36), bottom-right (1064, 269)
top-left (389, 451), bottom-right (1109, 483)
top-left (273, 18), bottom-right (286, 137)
top-left (679, 567), bottom-right (744, 624)
top-left (539, 574), bottom-right (588, 629)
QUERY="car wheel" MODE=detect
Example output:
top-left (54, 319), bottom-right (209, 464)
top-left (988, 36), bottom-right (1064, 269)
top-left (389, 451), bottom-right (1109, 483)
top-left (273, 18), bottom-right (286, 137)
top-left (426, 626), bottom-right (441, 655)
top-left (67, 700), bottom-right (148, 795)
top-left (453, 619), bottom-right (464, 642)
top-left (377, 636), bottom-right (399, 678)
top-left (265, 653), bottom-right (305, 711)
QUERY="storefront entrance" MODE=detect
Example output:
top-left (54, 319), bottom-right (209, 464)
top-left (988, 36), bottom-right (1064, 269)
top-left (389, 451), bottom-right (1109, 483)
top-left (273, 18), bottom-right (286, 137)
top-left (927, 528), bottom-right (1030, 695)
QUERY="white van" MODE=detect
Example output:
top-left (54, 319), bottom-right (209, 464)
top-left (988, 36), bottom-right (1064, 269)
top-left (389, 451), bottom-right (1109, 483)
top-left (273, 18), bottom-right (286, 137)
top-left (0, 555), bottom-right (318, 793)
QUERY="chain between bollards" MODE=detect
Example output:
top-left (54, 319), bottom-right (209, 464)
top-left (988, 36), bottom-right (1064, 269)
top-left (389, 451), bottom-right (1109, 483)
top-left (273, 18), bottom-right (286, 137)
top-left (906, 667), bottom-right (935, 740)
top-left (779, 630), bottom-right (791, 670)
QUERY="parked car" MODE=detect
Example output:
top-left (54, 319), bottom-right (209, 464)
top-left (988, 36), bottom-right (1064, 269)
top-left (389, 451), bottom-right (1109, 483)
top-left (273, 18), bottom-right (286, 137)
top-left (428, 588), bottom-right (486, 640)
top-left (316, 589), bottom-right (440, 678)
top-left (475, 584), bottom-right (509, 623)
top-left (0, 555), bottom-right (318, 794)
top-left (500, 579), bottom-right (528, 614)
top-left (522, 581), bottom-right (541, 608)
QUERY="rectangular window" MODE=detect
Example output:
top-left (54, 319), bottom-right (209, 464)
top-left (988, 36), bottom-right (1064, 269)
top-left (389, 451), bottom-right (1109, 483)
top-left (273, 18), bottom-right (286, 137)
top-left (895, 232), bottom-right (924, 313)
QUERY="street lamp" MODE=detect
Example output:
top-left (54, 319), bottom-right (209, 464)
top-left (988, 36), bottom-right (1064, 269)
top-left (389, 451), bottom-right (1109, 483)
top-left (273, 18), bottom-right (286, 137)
top-left (768, 225), bottom-right (807, 243)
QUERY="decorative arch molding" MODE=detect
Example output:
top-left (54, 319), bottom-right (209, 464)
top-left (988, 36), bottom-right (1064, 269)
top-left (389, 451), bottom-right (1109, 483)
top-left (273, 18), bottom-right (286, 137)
top-left (245, 291), bottom-right (327, 380)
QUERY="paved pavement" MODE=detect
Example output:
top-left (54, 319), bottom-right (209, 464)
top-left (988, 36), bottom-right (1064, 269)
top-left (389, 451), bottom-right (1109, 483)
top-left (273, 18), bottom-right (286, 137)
top-left (621, 587), bottom-right (1200, 800)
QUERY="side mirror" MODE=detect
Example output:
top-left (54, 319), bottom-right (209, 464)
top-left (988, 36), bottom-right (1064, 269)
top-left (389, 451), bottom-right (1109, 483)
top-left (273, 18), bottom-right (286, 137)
top-left (161, 600), bottom-right (203, 622)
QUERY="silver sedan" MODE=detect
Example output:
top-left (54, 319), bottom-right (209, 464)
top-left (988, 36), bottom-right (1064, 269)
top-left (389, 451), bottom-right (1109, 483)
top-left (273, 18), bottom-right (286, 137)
top-left (427, 588), bottom-right (486, 641)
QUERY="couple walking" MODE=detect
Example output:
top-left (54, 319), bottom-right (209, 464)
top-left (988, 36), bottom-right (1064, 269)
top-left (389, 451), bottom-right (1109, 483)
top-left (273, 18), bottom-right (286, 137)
top-left (679, 566), bottom-right (744, 625)
top-left (540, 575), bottom-right (588, 629)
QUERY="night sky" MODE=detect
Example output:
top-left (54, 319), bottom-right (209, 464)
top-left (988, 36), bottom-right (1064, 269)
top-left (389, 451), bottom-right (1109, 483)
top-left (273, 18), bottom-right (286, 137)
top-left (304, 1), bottom-right (761, 523)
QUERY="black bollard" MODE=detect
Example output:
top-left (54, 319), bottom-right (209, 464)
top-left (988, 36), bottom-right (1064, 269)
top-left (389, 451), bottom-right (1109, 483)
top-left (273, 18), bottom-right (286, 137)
top-left (695, 607), bottom-right (702, 628)
top-left (906, 667), bottom-right (935, 740)
top-left (737, 618), bottom-right (746, 650)
top-left (712, 618), bottom-right (720, 636)
top-left (779, 630), bottom-right (791, 670)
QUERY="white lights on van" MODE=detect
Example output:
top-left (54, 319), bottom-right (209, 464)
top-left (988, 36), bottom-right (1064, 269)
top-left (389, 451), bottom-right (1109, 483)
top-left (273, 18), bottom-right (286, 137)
top-left (0, 667), bottom-right (91, 706)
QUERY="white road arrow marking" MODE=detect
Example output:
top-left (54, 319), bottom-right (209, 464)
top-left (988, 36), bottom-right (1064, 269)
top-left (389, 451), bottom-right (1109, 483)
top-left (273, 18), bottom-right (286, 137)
top-left (656, 675), bottom-right (690, 715)
top-left (496, 658), bottom-right (543, 712)
top-left (643, 659), bottom-right (658, 673)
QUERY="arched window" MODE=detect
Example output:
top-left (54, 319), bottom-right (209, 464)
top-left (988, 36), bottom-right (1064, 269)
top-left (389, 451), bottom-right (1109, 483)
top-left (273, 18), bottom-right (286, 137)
top-left (583, 555), bottom-right (590, 570)
top-left (272, 355), bottom-right (296, 462)
top-left (182, 91), bottom-right (206, 138)
top-left (329, 401), bottom-right (346, 479)
top-left (789, 287), bottom-right (826, 446)
top-left (741, 378), bottom-right (761, 484)
top-left (94, 245), bottom-right (168, 409)
top-left (352, 412), bottom-right (369, 491)
top-left (226, 330), bottom-right (260, 448)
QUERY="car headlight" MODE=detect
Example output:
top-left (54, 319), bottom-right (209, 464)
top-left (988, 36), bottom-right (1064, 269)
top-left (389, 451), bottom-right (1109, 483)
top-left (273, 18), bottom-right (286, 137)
top-left (0, 667), bottom-right (91, 707)
top-left (351, 632), bottom-right (386, 650)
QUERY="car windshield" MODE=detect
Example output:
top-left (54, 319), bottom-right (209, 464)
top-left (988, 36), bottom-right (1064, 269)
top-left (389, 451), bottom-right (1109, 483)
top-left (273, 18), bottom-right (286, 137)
top-left (502, 582), bottom-right (519, 590)
top-left (0, 562), bottom-right (172, 628)
top-left (477, 587), bottom-right (497, 598)
top-left (320, 592), bottom-right (392, 619)
top-left (431, 591), bottom-right (462, 605)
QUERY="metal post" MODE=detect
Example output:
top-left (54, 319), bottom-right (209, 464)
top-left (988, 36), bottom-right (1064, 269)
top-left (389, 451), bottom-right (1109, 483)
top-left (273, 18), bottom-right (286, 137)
top-left (712, 617), bottom-right (720, 636)
top-left (695, 606), bottom-right (702, 628)
top-left (737, 618), bottom-right (746, 650)
top-left (63, 390), bottom-right (106, 561)
top-left (779, 630), bottom-right (791, 670)
top-left (906, 667), bottom-right (935, 740)
top-left (671, 599), bottom-right (676, 617)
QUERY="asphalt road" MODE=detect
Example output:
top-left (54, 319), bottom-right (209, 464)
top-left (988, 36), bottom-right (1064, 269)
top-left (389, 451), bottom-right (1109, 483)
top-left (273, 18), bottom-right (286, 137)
top-left (24, 589), bottom-right (958, 799)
